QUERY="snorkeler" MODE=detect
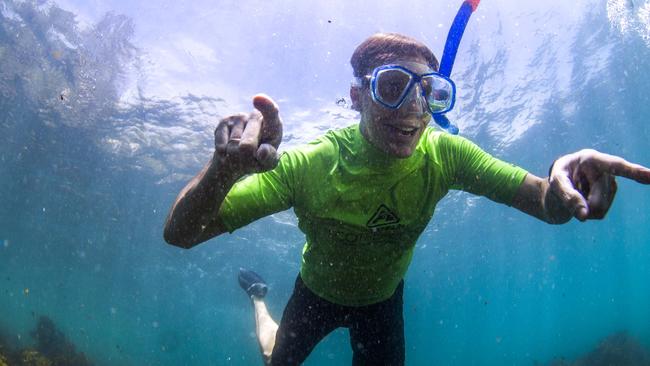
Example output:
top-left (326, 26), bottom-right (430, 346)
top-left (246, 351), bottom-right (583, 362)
top-left (163, 24), bottom-right (650, 366)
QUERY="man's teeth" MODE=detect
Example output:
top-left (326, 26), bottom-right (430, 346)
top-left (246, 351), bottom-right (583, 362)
top-left (388, 125), bottom-right (418, 135)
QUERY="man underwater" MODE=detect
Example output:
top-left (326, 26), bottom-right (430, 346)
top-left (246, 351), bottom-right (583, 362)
top-left (163, 33), bottom-right (650, 365)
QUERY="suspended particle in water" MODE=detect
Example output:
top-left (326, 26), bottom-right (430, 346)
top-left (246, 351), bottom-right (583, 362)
top-left (3, 239), bottom-right (8, 248)
top-left (23, 288), bottom-right (29, 296)
top-left (335, 97), bottom-right (347, 107)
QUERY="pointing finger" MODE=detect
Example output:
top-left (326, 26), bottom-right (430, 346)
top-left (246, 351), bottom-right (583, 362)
top-left (596, 153), bottom-right (650, 184)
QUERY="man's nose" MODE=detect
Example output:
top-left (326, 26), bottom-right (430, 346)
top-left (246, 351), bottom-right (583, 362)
top-left (401, 84), bottom-right (427, 114)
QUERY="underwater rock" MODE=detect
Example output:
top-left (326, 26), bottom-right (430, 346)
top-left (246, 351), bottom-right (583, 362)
top-left (548, 331), bottom-right (650, 366)
top-left (0, 316), bottom-right (95, 365)
top-left (30, 316), bottom-right (93, 366)
top-left (31, 316), bottom-right (67, 357)
top-left (574, 331), bottom-right (650, 366)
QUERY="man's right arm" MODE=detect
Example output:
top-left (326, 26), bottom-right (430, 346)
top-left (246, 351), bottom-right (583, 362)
top-left (163, 94), bottom-right (283, 249)
top-left (163, 156), bottom-right (239, 248)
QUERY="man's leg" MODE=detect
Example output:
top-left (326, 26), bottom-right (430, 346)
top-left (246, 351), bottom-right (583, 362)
top-left (348, 281), bottom-right (405, 366)
top-left (270, 275), bottom-right (343, 365)
top-left (252, 296), bottom-right (279, 363)
top-left (240, 270), bottom-right (343, 365)
top-left (239, 269), bottom-right (277, 364)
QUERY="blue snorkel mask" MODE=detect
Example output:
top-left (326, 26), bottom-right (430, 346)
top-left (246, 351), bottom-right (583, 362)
top-left (362, 64), bottom-right (457, 117)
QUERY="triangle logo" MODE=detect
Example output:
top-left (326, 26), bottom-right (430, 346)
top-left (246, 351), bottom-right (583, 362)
top-left (367, 204), bottom-right (400, 228)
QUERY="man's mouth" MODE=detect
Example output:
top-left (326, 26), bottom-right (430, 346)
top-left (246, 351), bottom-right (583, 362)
top-left (385, 124), bottom-right (419, 136)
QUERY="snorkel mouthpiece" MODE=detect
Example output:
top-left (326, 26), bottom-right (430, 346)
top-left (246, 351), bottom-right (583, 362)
top-left (434, 0), bottom-right (481, 134)
top-left (434, 114), bottom-right (460, 135)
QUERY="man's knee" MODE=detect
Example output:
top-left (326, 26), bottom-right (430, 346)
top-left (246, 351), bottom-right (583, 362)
top-left (351, 335), bottom-right (405, 365)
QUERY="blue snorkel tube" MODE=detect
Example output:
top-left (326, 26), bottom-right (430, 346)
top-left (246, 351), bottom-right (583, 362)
top-left (433, 0), bottom-right (481, 134)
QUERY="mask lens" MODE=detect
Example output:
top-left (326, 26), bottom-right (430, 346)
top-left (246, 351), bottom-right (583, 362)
top-left (422, 75), bottom-right (453, 113)
top-left (374, 69), bottom-right (412, 107)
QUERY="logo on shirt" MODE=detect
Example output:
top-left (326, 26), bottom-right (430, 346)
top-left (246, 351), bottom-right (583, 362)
top-left (367, 204), bottom-right (400, 228)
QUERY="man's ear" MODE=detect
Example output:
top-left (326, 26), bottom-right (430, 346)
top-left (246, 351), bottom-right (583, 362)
top-left (350, 86), bottom-right (362, 111)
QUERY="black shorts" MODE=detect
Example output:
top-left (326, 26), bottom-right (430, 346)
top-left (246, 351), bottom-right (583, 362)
top-left (271, 275), bottom-right (405, 366)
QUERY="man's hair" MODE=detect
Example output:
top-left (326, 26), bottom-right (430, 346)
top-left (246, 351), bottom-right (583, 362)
top-left (350, 33), bottom-right (439, 78)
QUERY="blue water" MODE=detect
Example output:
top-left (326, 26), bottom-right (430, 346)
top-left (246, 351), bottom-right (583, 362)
top-left (1, 0), bottom-right (650, 365)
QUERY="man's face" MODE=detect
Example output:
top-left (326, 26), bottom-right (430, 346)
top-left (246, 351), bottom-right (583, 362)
top-left (355, 57), bottom-right (433, 158)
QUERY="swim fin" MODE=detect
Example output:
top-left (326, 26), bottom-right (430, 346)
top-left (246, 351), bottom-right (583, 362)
top-left (238, 268), bottom-right (268, 298)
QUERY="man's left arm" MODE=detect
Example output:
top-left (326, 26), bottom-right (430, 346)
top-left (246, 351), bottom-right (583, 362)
top-left (511, 149), bottom-right (650, 224)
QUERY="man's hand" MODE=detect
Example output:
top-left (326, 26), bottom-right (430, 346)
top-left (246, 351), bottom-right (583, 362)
top-left (549, 149), bottom-right (650, 221)
top-left (163, 94), bottom-right (283, 247)
top-left (213, 94), bottom-right (283, 176)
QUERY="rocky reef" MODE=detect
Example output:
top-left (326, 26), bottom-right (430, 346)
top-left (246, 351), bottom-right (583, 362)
top-left (546, 331), bottom-right (650, 366)
top-left (0, 316), bottom-right (93, 366)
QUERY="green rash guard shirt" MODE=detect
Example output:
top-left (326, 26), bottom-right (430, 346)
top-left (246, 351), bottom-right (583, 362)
top-left (218, 124), bottom-right (528, 306)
